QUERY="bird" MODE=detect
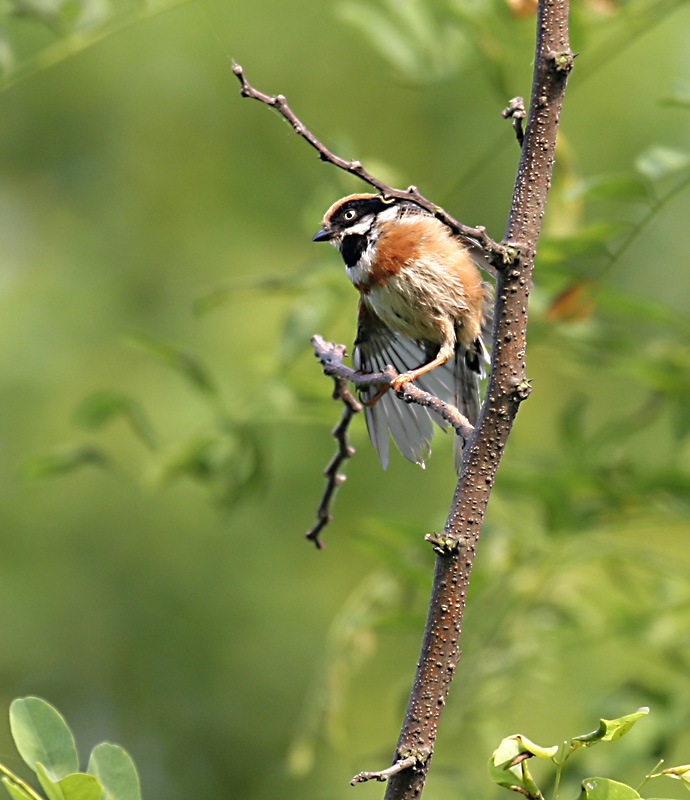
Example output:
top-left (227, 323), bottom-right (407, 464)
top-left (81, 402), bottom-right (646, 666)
top-left (313, 192), bottom-right (492, 470)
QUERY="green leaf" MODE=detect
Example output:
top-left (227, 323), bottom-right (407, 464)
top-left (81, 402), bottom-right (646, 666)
top-left (578, 777), bottom-right (640, 800)
top-left (571, 708), bottom-right (649, 748)
top-left (661, 763), bottom-right (690, 787)
top-left (123, 333), bottom-right (219, 399)
top-left (87, 743), bottom-right (141, 800)
top-left (73, 391), bottom-right (157, 450)
top-left (567, 174), bottom-right (651, 203)
top-left (36, 765), bottom-right (101, 800)
top-left (9, 698), bottom-right (79, 780)
top-left (35, 763), bottom-right (64, 800)
top-left (22, 446), bottom-right (110, 479)
top-left (488, 734), bottom-right (556, 797)
top-left (58, 773), bottom-right (102, 800)
top-left (1, 778), bottom-right (33, 800)
top-left (635, 146), bottom-right (690, 180)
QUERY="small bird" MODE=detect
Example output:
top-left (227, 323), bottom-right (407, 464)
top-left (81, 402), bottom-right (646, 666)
top-left (313, 193), bottom-right (492, 470)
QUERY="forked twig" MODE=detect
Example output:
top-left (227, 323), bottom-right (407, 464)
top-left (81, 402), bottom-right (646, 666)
top-left (311, 336), bottom-right (475, 440)
top-left (305, 368), bottom-right (361, 550)
top-left (305, 337), bottom-right (474, 547)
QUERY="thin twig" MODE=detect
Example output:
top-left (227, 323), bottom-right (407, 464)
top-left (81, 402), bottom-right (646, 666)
top-left (232, 62), bottom-right (507, 269)
top-left (311, 336), bottom-right (475, 440)
top-left (502, 96), bottom-right (526, 147)
top-left (351, 755), bottom-right (420, 785)
top-left (305, 373), bottom-right (361, 549)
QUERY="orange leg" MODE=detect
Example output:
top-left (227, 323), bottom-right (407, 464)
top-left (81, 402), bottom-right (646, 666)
top-left (390, 349), bottom-right (453, 394)
top-left (359, 384), bottom-right (390, 407)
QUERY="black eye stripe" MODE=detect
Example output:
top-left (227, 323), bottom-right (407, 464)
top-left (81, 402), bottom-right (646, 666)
top-left (335, 196), bottom-right (390, 224)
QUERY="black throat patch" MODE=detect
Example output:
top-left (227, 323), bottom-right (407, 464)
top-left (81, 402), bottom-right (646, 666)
top-left (340, 234), bottom-right (368, 268)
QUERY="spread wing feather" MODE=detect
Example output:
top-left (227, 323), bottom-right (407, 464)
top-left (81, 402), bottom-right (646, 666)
top-left (353, 302), bottom-right (486, 470)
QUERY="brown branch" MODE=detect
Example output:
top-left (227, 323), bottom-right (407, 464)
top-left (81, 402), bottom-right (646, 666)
top-left (311, 335), bottom-right (475, 440)
top-left (351, 754), bottom-right (421, 785)
top-left (305, 371), bottom-right (361, 550)
top-left (232, 61), bottom-right (506, 272)
top-left (383, 3), bottom-right (573, 798)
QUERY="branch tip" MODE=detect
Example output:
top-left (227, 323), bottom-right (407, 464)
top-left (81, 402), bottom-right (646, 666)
top-left (350, 754), bottom-right (420, 786)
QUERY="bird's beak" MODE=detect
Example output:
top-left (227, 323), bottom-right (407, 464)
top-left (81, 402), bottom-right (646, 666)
top-left (312, 227), bottom-right (332, 243)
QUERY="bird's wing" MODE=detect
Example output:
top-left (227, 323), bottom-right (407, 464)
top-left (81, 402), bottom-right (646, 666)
top-left (353, 301), bottom-right (479, 469)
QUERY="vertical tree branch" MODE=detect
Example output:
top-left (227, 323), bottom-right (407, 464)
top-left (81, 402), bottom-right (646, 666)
top-left (382, 3), bottom-right (573, 798)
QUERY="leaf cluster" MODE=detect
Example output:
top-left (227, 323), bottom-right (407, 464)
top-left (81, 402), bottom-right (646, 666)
top-left (1, 697), bottom-right (141, 800)
top-left (490, 708), bottom-right (690, 800)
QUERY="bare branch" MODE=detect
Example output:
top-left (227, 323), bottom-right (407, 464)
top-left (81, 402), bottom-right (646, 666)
top-left (383, 2), bottom-right (573, 798)
top-left (311, 336), bottom-right (475, 440)
top-left (305, 375), bottom-right (361, 550)
top-left (351, 755), bottom-right (420, 785)
top-left (232, 61), bottom-right (506, 268)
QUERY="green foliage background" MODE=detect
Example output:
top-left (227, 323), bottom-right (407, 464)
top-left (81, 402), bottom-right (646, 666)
top-left (1, 1), bottom-right (689, 798)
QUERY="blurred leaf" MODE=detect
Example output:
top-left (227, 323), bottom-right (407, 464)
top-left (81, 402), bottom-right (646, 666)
top-left (0, 32), bottom-right (15, 74)
top-left (572, 708), bottom-right (649, 748)
top-left (150, 423), bottom-right (265, 507)
top-left (539, 222), bottom-right (629, 265)
top-left (671, 400), bottom-right (690, 441)
top-left (9, 697), bottom-right (79, 780)
top-left (635, 146), bottom-right (690, 180)
top-left (281, 287), bottom-right (342, 363)
top-left (505, 0), bottom-right (538, 17)
top-left (578, 778), bottom-right (640, 800)
top-left (546, 281), bottom-right (596, 322)
top-left (288, 572), bottom-right (402, 776)
top-left (1, 780), bottom-right (33, 800)
top-left (661, 79), bottom-right (690, 109)
top-left (123, 333), bottom-right (219, 400)
top-left (73, 391), bottom-right (157, 450)
top-left (337, 0), bottom-right (463, 82)
top-left (87, 743), bottom-right (141, 800)
top-left (567, 174), bottom-right (651, 203)
top-left (558, 395), bottom-right (589, 453)
top-left (338, 2), bottom-right (421, 79)
top-left (193, 267), bottom-right (321, 315)
top-left (72, 0), bottom-right (111, 29)
top-left (22, 446), bottom-right (110, 479)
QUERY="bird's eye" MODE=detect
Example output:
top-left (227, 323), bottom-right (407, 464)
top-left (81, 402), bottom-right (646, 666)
top-left (343, 209), bottom-right (357, 222)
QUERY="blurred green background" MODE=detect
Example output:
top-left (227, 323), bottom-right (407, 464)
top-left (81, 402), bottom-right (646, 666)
top-left (1, 0), bottom-right (690, 798)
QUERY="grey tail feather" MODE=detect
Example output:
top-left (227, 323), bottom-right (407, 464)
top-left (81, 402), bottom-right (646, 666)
top-left (453, 340), bottom-right (486, 472)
